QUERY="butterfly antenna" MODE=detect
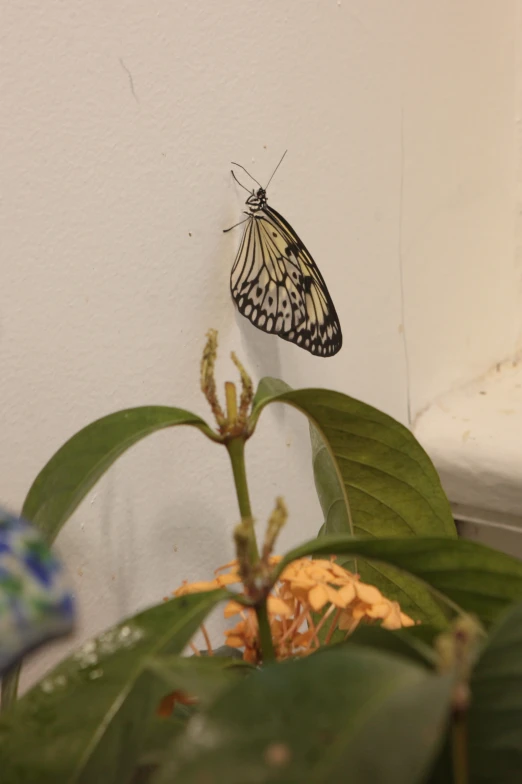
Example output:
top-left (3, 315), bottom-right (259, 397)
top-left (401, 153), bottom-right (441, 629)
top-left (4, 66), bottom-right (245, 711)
top-left (230, 162), bottom-right (263, 189)
top-left (264, 150), bottom-right (288, 190)
top-left (230, 169), bottom-right (253, 194)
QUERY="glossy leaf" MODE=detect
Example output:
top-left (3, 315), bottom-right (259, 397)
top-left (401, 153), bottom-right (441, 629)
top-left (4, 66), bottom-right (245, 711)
top-left (153, 644), bottom-right (453, 784)
top-left (252, 379), bottom-right (456, 539)
top-left (253, 380), bottom-right (456, 627)
top-left (0, 589), bottom-right (227, 784)
top-left (23, 406), bottom-right (215, 542)
top-left (276, 535), bottom-right (522, 627)
top-left (468, 598), bottom-right (522, 782)
top-left (310, 422), bottom-right (451, 627)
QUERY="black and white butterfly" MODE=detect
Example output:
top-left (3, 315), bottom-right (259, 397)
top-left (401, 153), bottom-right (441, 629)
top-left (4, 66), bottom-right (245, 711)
top-left (224, 153), bottom-right (342, 357)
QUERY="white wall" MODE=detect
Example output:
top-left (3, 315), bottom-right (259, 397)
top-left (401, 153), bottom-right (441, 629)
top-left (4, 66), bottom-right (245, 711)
top-left (0, 1), bottom-right (517, 687)
top-left (403, 3), bottom-right (520, 418)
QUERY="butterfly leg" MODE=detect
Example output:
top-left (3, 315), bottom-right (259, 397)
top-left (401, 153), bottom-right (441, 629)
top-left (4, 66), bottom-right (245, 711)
top-left (223, 213), bottom-right (251, 233)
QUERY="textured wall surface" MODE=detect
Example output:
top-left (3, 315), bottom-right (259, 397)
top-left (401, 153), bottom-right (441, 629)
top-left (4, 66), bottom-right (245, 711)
top-left (0, 1), bottom-right (518, 687)
top-left (402, 3), bottom-right (519, 416)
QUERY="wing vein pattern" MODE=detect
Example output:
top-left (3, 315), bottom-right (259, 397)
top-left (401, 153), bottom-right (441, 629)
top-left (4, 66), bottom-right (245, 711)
top-left (230, 201), bottom-right (342, 357)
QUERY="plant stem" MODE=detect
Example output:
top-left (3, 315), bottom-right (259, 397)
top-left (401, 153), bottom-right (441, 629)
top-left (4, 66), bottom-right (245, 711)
top-left (226, 437), bottom-right (275, 662)
top-left (226, 438), bottom-right (258, 561)
top-left (256, 600), bottom-right (276, 662)
top-left (451, 711), bottom-right (468, 784)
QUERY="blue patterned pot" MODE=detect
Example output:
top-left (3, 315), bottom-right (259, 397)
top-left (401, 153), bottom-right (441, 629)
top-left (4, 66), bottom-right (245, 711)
top-left (0, 508), bottom-right (75, 675)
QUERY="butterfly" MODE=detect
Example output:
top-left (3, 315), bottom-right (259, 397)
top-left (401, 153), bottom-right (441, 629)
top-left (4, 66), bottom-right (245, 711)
top-left (224, 152), bottom-right (342, 357)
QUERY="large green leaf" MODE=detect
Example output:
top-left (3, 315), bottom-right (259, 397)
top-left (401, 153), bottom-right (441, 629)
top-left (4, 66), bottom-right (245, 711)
top-left (252, 379), bottom-right (456, 539)
top-left (2, 406), bottom-right (216, 709)
top-left (133, 654), bottom-right (254, 783)
top-left (276, 535), bottom-right (522, 627)
top-left (146, 654), bottom-right (253, 708)
top-left (130, 713), bottom-right (190, 784)
top-left (132, 713), bottom-right (186, 784)
top-left (253, 380), bottom-right (456, 628)
top-left (23, 406), bottom-right (215, 542)
top-left (310, 424), bottom-right (354, 537)
top-left (0, 589), bottom-right (227, 784)
top-left (153, 644), bottom-right (453, 784)
top-left (468, 598), bottom-right (522, 782)
top-left (337, 624), bottom-right (436, 668)
top-left (310, 422), bottom-right (451, 627)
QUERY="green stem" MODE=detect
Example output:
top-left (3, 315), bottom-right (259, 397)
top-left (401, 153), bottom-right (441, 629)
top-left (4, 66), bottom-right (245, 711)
top-left (226, 437), bottom-right (275, 662)
top-left (226, 438), bottom-right (259, 561)
top-left (256, 600), bottom-right (276, 662)
top-left (451, 711), bottom-right (468, 784)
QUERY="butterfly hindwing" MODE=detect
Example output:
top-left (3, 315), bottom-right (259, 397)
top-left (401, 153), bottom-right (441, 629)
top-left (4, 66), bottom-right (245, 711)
top-left (230, 201), bottom-right (342, 357)
top-left (263, 206), bottom-right (342, 356)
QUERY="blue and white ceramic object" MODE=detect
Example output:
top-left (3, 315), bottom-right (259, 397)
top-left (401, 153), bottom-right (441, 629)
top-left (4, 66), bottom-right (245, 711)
top-left (0, 508), bottom-right (75, 675)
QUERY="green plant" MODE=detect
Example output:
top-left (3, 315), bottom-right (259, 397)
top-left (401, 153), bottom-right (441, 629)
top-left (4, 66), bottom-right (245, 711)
top-left (1, 330), bottom-right (522, 783)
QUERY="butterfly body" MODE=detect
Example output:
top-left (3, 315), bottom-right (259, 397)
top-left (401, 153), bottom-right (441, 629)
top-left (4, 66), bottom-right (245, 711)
top-left (228, 177), bottom-right (342, 357)
top-left (245, 187), bottom-right (268, 212)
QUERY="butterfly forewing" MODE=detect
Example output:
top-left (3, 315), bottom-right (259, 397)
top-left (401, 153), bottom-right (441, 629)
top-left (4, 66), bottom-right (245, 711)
top-left (229, 184), bottom-right (342, 357)
top-left (231, 215), bottom-right (306, 336)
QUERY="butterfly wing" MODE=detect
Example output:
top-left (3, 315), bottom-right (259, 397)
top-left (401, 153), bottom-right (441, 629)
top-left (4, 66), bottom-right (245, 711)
top-left (230, 214), bottom-right (307, 337)
top-left (230, 206), bottom-right (342, 357)
top-left (263, 205), bottom-right (342, 356)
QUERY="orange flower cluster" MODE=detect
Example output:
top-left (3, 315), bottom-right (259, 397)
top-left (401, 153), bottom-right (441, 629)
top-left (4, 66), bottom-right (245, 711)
top-left (173, 556), bottom-right (415, 663)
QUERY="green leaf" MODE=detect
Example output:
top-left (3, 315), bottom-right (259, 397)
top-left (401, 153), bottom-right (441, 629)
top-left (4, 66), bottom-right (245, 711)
top-left (133, 654), bottom-right (253, 783)
top-left (133, 713), bottom-right (187, 784)
top-left (310, 424), bottom-right (353, 536)
top-left (3, 407), bottom-right (216, 708)
top-left (276, 535), bottom-right (522, 627)
top-left (153, 645), bottom-right (453, 784)
top-left (311, 421), bottom-right (452, 626)
top-left (197, 644), bottom-right (245, 659)
top-left (362, 562), bottom-right (450, 628)
top-left (253, 380), bottom-right (456, 628)
top-left (253, 379), bottom-right (456, 539)
top-left (425, 736), bottom-right (453, 784)
top-left (468, 598), bottom-right (522, 782)
top-left (0, 589), bottom-right (227, 784)
top-left (23, 406), bottom-right (215, 542)
top-left (395, 623), bottom-right (442, 649)
top-left (146, 654), bottom-right (254, 708)
top-left (336, 625), bottom-right (436, 668)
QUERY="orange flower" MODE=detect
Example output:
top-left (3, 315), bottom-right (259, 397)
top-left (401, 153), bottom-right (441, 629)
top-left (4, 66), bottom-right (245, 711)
top-left (171, 556), bottom-right (415, 664)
